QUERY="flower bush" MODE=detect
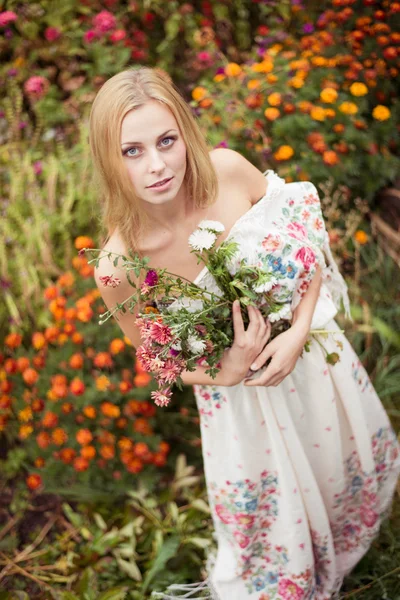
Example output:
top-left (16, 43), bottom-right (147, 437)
top-left (190, 0), bottom-right (400, 203)
top-left (0, 237), bottom-right (185, 494)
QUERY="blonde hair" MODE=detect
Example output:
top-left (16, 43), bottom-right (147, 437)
top-left (89, 66), bottom-right (218, 253)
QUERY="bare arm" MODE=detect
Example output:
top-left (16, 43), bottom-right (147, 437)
top-left (291, 264), bottom-right (323, 340)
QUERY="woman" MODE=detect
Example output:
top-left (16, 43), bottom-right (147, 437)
top-left (90, 66), bottom-right (400, 600)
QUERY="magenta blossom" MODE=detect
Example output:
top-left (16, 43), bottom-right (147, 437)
top-left (45, 26), bottom-right (61, 41)
top-left (83, 30), bottom-right (98, 43)
top-left (0, 11), bottom-right (17, 27)
top-left (24, 76), bottom-right (50, 100)
top-left (93, 10), bottom-right (116, 33)
top-left (144, 269), bottom-right (158, 287)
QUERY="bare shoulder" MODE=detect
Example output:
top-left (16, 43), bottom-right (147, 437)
top-left (209, 148), bottom-right (268, 204)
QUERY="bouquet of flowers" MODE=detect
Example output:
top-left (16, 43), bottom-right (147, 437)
top-left (85, 220), bottom-right (340, 407)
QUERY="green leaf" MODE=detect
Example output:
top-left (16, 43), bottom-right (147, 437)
top-left (116, 557), bottom-right (142, 581)
top-left (97, 589), bottom-right (128, 600)
top-left (141, 535), bottom-right (181, 593)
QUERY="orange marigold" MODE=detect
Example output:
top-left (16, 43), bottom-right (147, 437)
top-left (5, 333), bottom-right (22, 349)
top-left (22, 368), bottom-right (39, 385)
top-left (52, 427), bottom-right (68, 445)
top-left (59, 448), bottom-right (76, 464)
top-left (109, 339), bottom-right (125, 355)
top-left (323, 151), bottom-right (339, 166)
top-left (264, 107), bottom-right (280, 121)
top-left (372, 105), bottom-right (390, 121)
top-left (73, 457), bottom-right (89, 472)
top-left (191, 86), bottom-right (207, 101)
top-left (36, 431), bottom-right (51, 449)
top-left (83, 405), bottom-right (97, 419)
top-left (133, 418), bottom-right (153, 435)
top-left (16, 357), bottom-right (30, 372)
top-left (101, 402), bottom-right (120, 418)
top-left (70, 377), bottom-right (85, 396)
top-left (354, 230), bottom-right (369, 244)
top-left (93, 352), bottom-right (114, 369)
top-left (81, 445), bottom-right (96, 459)
top-left (76, 428), bottom-right (93, 445)
top-left (134, 373), bottom-right (152, 387)
top-left (225, 62), bottom-right (242, 77)
top-left (32, 332), bottom-right (46, 350)
top-left (26, 474), bottom-right (42, 490)
top-left (42, 411), bottom-right (58, 428)
top-left (126, 458), bottom-right (143, 473)
top-left (74, 236), bottom-right (94, 250)
top-left (100, 444), bottom-right (115, 460)
top-left (273, 145), bottom-right (294, 161)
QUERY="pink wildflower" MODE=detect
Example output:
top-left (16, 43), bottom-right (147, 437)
top-left (157, 359), bottom-right (183, 384)
top-left (93, 10), bottom-right (116, 33)
top-left (151, 388), bottom-right (172, 407)
top-left (99, 274), bottom-right (121, 288)
top-left (24, 76), bottom-right (50, 100)
top-left (0, 11), bottom-right (17, 27)
top-left (149, 321), bottom-right (173, 345)
top-left (44, 27), bottom-right (61, 41)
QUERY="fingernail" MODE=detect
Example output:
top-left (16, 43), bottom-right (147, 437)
top-left (250, 363), bottom-right (257, 370)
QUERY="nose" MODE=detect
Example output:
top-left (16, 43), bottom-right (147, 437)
top-left (147, 148), bottom-right (166, 173)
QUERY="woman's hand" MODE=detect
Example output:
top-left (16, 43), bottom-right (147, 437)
top-left (221, 300), bottom-right (271, 386)
top-left (244, 322), bottom-right (308, 387)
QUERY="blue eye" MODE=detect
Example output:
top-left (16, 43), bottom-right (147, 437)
top-left (123, 136), bottom-right (176, 158)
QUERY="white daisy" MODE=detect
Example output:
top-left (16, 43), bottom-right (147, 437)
top-left (254, 277), bottom-right (278, 294)
top-left (188, 229), bottom-right (217, 251)
top-left (197, 220), bottom-right (225, 233)
top-left (187, 335), bottom-right (207, 355)
top-left (268, 304), bottom-right (292, 323)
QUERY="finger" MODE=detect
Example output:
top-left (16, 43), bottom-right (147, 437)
top-left (260, 319), bottom-right (272, 345)
top-left (247, 305), bottom-right (263, 336)
top-left (249, 342), bottom-right (275, 371)
top-left (232, 299), bottom-right (245, 340)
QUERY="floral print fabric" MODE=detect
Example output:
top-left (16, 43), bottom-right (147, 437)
top-left (156, 172), bottom-right (400, 600)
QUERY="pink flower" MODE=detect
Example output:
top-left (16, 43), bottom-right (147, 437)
top-left (83, 30), bottom-right (98, 44)
top-left (110, 29), bottom-right (126, 43)
top-left (215, 504), bottom-right (235, 524)
top-left (157, 359), bottom-right (183, 384)
top-left (0, 11), bottom-right (17, 27)
top-left (262, 234), bottom-right (282, 252)
top-left (287, 221), bottom-right (308, 241)
top-left (93, 10), bottom-right (116, 33)
top-left (44, 26), bottom-right (61, 41)
top-left (99, 274), bottom-right (121, 288)
top-left (295, 246), bottom-right (316, 271)
top-left (313, 217), bottom-right (323, 231)
top-left (33, 161), bottom-right (42, 175)
top-left (233, 530), bottom-right (250, 548)
top-left (151, 388), bottom-right (172, 407)
top-left (278, 578), bottom-right (305, 600)
top-left (24, 76), bottom-right (50, 100)
top-left (149, 321), bottom-right (173, 345)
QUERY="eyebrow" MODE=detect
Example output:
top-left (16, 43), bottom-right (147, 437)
top-left (121, 129), bottom-right (178, 147)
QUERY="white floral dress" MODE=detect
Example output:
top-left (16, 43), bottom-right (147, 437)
top-left (154, 171), bottom-right (400, 600)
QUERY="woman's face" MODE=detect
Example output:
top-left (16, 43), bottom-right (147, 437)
top-left (120, 100), bottom-right (187, 206)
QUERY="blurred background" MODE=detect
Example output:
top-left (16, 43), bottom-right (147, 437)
top-left (0, 1), bottom-right (399, 598)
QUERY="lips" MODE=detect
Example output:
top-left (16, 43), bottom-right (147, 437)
top-left (148, 177), bottom-right (173, 188)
